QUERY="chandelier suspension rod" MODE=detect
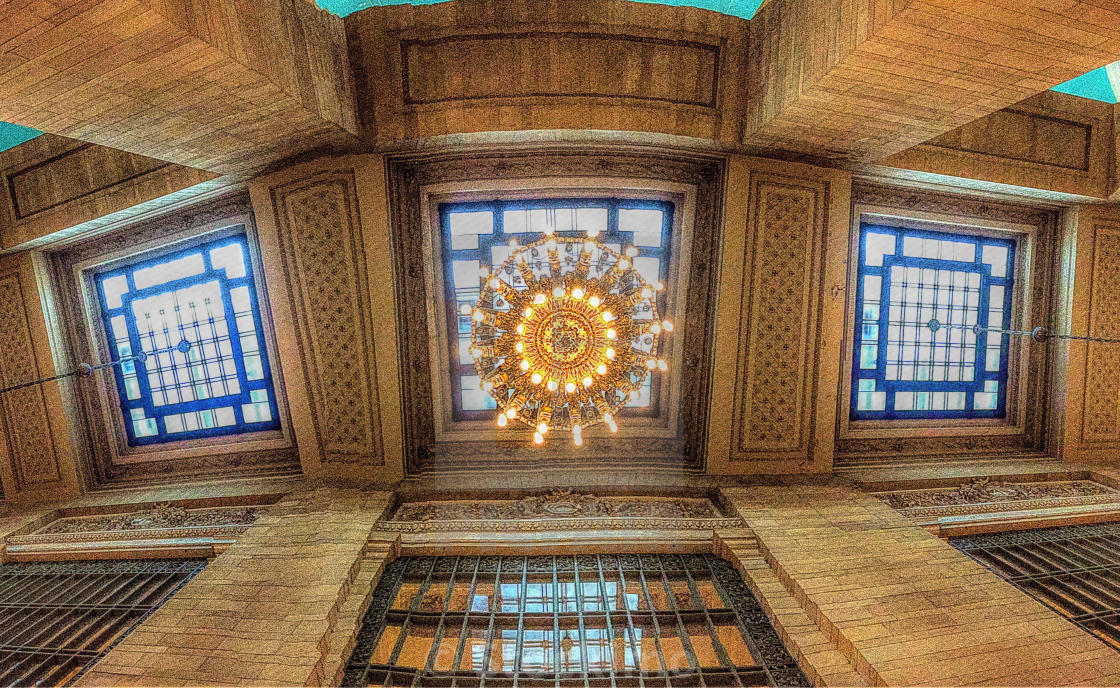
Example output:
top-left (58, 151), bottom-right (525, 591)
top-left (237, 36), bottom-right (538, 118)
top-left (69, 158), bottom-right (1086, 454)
top-left (0, 339), bottom-right (193, 396)
top-left (926, 319), bottom-right (1120, 344)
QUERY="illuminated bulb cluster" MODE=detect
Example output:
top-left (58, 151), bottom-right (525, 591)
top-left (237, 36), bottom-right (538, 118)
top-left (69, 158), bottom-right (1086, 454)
top-left (467, 231), bottom-right (671, 446)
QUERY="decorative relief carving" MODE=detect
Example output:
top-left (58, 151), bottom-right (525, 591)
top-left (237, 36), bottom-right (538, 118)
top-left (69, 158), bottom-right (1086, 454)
top-left (275, 175), bottom-right (382, 464)
top-left (734, 178), bottom-right (820, 457)
top-left (38, 503), bottom-right (260, 535)
top-left (0, 273), bottom-right (61, 487)
top-left (1083, 226), bottom-right (1120, 443)
top-left (871, 478), bottom-right (1120, 522)
top-left (383, 491), bottom-right (741, 532)
top-left (875, 478), bottom-right (1115, 510)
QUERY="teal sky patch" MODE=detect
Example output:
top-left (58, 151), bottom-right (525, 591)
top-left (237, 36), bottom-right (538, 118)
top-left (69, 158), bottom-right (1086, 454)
top-left (0, 122), bottom-right (42, 153)
top-left (1051, 65), bottom-right (1118, 104)
top-left (316, 0), bottom-right (764, 19)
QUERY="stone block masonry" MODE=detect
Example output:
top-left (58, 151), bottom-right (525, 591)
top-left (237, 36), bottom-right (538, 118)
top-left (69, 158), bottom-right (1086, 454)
top-left (77, 488), bottom-right (393, 687)
top-left (725, 484), bottom-right (1120, 686)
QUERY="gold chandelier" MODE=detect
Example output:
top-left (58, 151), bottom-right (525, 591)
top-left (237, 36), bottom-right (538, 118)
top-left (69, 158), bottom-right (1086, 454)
top-left (466, 230), bottom-right (672, 446)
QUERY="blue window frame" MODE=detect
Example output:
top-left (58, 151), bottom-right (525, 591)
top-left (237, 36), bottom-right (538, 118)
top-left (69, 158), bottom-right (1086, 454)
top-left (439, 198), bottom-right (674, 420)
top-left (95, 232), bottom-right (280, 446)
top-left (851, 223), bottom-right (1016, 421)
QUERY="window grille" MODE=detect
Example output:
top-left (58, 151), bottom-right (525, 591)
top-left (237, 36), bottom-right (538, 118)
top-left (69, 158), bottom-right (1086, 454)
top-left (439, 199), bottom-right (674, 420)
top-left (952, 523), bottom-right (1120, 649)
top-left (343, 554), bottom-right (807, 687)
top-left (0, 558), bottom-right (205, 686)
top-left (851, 223), bottom-right (1016, 420)
top-left (95, 232), bottom-right (280, 445)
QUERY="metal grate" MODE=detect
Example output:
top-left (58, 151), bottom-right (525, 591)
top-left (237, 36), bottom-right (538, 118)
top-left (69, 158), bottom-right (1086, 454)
top-left (343, 554), bottom-right (808, 687)
top-left (0, 558), bottom-right (206, 686)
top-left (952, 523), bottom-right (1120, 650)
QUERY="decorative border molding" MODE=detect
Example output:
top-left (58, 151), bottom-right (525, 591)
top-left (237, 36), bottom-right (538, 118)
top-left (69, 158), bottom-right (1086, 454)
top-left (731, 173), bottom-right (826, 459)
top-left (48, 192), bottom-right (299, 486)
top-left (269, 171), bottom-right (384, 465)
top-left (386, 147), bottom-right (725, 474)
top-left (835, 183), bottom-right (1058, 467)
top-left (380, 516), bottom-right (744, 533)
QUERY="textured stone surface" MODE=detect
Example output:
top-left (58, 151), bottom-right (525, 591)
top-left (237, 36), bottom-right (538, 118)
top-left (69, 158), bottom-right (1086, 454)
top-left (726, 485), bottom-right (1120, 686)
top-left (77, 488), bottom-right (393, 687)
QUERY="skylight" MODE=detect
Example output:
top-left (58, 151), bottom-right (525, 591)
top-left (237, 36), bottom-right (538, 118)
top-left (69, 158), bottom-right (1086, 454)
top-left (314, 0), bottom-right (764, 19)
top-left (1051, 62), bottom-right (1120, 104)
top-left (0, 122), bottom-right (42, 153)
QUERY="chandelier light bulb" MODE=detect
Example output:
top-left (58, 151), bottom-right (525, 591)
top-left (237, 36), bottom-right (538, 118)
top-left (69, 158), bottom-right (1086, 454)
top-left (478, 266), bottom-right (490, 278)
top-left (662, 320), bottom-right (674, 331)
top-left (468, 235), bottom-right (670, 445)
top-left (508, 239), bottom-right (519, 248)
top-left (460, 303), bottom-right (472, 315)
top-left (655, 281), bottom-right (664, 290)
top-left (657, 359), bottom-right (668, 371)
top-left (586, 227), bottom-right (601, 238)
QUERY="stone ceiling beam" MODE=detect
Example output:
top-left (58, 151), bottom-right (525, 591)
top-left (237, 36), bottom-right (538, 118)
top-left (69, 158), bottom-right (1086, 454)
top-left (745, 0), bottom-right (1120, 161)
top-left (0, 0), bottom-right (361, 178)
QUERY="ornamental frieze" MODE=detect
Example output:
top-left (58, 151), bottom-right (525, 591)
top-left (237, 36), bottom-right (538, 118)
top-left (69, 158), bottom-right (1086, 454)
top-left (381, 490), bottom-right (742, 532)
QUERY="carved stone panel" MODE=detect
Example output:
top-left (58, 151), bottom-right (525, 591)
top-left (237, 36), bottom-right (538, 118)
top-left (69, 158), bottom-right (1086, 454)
top-left (0, 271), bottom-right (61, 489)
top-left (732, 176), bottom-right (824, 460)
top-left (1083, 226), bottom-right (1120, 443)
top-left (272, 173), bottom-right (383, 466)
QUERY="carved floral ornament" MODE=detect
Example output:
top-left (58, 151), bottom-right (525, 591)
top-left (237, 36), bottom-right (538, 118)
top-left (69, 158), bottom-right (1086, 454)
top-left (383, 490), bottom-right (743, 532)
top-left (873, 478), bottom-right (1120, 514)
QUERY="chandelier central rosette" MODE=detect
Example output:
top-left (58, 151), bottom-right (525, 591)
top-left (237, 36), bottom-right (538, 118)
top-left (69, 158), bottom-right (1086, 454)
top-left (465, 231), bottom-right (672, 446)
